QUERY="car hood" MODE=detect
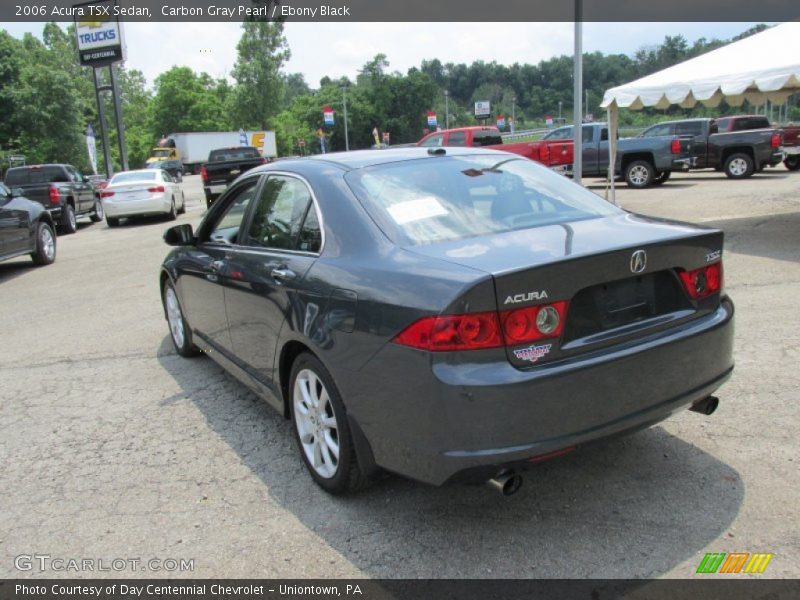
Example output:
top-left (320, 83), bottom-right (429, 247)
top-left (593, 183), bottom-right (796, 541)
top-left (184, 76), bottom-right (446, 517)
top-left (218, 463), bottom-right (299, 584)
top-left (403, 213), bottom-right (718, 275)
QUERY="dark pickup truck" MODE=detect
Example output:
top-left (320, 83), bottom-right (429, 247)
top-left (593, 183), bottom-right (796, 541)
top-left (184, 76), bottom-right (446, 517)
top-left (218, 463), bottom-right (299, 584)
top-left (200, 146), bottom-right (266, 207)
top-left (4, 164), bottom-right (103, 234)
top-left (548, 123), bottom-right (694, 188)
top-left (638, 117), bottom-right (784, 179)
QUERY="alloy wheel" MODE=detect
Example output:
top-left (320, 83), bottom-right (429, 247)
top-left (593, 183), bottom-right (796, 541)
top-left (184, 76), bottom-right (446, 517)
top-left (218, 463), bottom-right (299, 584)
top-left (165, 287), bottom-right (185, 349)
top-left (294, 369), bottom-right (340, 479)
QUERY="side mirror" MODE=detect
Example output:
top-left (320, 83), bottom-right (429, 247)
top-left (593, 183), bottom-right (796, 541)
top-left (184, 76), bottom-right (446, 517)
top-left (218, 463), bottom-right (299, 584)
top-left (164, 224), bottom-right (194, 246)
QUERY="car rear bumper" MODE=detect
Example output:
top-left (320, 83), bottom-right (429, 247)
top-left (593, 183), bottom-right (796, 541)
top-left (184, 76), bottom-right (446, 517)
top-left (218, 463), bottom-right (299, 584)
top-left (783, 146), bottom-right (800, 156)
top-left (346, 298), bottom-right (734, 486)
top-left (103, 195), bottom-right (171, 217)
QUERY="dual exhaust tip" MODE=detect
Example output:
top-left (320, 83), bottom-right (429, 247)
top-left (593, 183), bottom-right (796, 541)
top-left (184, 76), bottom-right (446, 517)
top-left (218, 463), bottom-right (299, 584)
top-left (486, 395), bottom-right (720, 497)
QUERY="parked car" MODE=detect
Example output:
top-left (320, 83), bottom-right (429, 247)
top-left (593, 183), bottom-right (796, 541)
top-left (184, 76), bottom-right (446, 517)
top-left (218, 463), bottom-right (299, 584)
top-left (200, 146), bottom-right (267, 208)
top-left (3, 164), bottom-right (103, 234)
top-left (147, 159), bottom-right (185, 181)
top-left (416, 126), bottom-right (558, 166)
top-left (542, 123), bottom-right (695, 187)
top-left (638, 117), bottom-right (784, 178)
top-left (159, 147), bottom-right (734, 495)
top-left (0, 182), bottom-right (56, 266)
top-left (101, 169), bottom-right (186, 227)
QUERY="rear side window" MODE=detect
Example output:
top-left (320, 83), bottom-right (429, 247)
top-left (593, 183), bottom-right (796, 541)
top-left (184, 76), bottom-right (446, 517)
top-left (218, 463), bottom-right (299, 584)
top-left (642, 124), bottom-right (672, 137)
top-left (246, 175), bottom-right (313, 251)
top-left (297, 205), bottom-right (322, 253)
top-left (5, 166), bottom-right (67, 185)
top-left (676, 121), bottom-right (703, 136)
top-left (447, 131), bottom-right (467, 147)
top-left (732, 117), bottom-right (770, 131)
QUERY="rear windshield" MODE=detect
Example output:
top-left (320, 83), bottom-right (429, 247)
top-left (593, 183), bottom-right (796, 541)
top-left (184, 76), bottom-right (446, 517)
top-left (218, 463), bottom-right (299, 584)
top-left (345, 155), bottom-right (620, 246)
top-left (5, 166), bottom-right (67, 185)
top-left (151, 149), bottom-right (174, 158)
top-left (208, 147), bottom-right (260, 162)
top-left (472, 130), bottom-right (503, 146)
top-left (110, 172), bottom-right (157, 184)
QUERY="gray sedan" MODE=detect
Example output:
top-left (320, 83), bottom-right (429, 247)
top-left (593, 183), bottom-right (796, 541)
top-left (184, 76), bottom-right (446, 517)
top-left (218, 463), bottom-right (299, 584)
top-left (159, 147), bottom-right (733, 495)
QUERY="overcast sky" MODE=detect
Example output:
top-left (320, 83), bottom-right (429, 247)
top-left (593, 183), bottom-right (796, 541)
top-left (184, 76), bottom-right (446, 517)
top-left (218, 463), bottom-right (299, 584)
top-left (3, 21), bottom-right (772, 88)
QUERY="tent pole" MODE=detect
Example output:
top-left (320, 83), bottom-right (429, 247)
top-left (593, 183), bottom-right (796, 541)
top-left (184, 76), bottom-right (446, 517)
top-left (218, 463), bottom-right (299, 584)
top-left (573, 1), bottom-right (583, 184)
top-left (607, 103), bottom-right (617, 206)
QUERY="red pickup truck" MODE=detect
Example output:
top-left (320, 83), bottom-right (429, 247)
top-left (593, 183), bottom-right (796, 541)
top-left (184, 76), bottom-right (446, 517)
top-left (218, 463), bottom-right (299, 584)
top-left (416, 126), bottom-right (573, 169)
top-left (781, 124), bottom-right (799, 171)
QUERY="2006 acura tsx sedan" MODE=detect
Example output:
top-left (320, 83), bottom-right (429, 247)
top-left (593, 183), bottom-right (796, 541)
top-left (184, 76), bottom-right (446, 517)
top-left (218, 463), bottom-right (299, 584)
top-left (159, 147), bottom-right (734, 495)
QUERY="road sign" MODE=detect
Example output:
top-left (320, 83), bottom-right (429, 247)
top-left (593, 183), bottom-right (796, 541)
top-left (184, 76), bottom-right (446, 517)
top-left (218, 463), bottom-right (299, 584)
top-left (475, 101), bottom-right (491, 119)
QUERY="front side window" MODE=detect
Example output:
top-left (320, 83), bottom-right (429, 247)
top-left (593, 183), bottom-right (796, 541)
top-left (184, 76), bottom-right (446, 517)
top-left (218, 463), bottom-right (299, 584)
top-left (346, 155), bottom-right (620, 246)
top-left (207, 178), bottom-right (259, 245)
top-left (543, 127), bottom-right (572, 140)
top-left (246, 176), bottom-right (313, 251)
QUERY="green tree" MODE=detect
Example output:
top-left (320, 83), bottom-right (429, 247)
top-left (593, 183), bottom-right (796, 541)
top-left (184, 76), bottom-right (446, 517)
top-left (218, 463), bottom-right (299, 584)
top-left (230, 21), bottom-right (290, 129)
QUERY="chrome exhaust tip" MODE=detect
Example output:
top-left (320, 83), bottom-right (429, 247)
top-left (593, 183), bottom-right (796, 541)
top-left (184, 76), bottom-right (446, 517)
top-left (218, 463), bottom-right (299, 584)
top-left (486, 471), bottom-right (523, 496)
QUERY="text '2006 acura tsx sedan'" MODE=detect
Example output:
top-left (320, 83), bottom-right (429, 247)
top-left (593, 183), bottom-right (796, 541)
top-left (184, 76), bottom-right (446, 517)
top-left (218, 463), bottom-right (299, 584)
top-left (159, 147), bottom-right (733, 495)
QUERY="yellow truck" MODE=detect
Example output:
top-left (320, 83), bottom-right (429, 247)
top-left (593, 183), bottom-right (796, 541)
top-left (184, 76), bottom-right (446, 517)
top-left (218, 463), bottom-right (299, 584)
top-left (145, 131), bottom-right (277, 173)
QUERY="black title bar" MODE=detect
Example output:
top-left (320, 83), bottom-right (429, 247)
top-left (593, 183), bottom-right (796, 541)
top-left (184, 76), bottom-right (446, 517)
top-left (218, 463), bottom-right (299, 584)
top-left (3, 0), bottom-right (800, 22)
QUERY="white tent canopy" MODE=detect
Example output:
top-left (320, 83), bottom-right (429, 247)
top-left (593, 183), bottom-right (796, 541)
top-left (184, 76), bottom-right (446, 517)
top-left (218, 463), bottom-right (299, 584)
top-left (602, 22), bottom-right (800, 110)
top-left (600, 22), bottom-right (800, 203)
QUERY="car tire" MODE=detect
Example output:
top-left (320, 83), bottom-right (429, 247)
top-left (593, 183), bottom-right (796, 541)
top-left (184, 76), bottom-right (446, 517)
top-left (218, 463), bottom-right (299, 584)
top-left (177, 191), bottom-right (186, 214)
top-left (289, 352), bottom-right (369, 495)
top-left (59, 203), bottom-right (77, 234)
top-left (785, 156), bottom-right (800, 171)
top-left (624, 160), bottom-right (654, 188)
top-left (30, 222), bottom-right (56, 266)
top-left (106, 216), bottom-right (120, 228)
top-left (162, 280), bottom-right (201, 358)
top-left (652, 170), bottom-right (671, 186)
top-left (724, 153), bottom-right (755, 179)
top-left (90, 199), bottom-right (104, 222)
top-left (167, 197), bottom-right (177, 221)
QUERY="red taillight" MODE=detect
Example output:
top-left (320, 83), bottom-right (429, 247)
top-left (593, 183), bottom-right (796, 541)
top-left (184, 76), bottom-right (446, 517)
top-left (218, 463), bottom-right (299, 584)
top-left (679, 262), bottom-right (723, 300)
top-left (394, 311), bottom-right (503, 351)
top-left (539, 144), bottom-right (550, 163)
top-left (671, 138), bottom-right (682, 154)
top-left (200, 165), bottom-right (209, 182)
top-left (771, 133), bottom-right (781, 149)
top-left (261, 157), bottom-right (269, 164)
top-left (48, 185), bottom-right (60, 204)
top-left (500, 301), bottom-right (568, 344)
top-left (100, 190), bottom-right (114, 198)
top-left (147, 185), bottom-right (166, 193)
top-left (394, 301), bottom-right (569, 353)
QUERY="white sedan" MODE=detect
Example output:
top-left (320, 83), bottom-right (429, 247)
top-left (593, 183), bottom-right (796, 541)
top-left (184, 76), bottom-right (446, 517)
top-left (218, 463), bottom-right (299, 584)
top-left (101, 169), bottom-right (186, 227)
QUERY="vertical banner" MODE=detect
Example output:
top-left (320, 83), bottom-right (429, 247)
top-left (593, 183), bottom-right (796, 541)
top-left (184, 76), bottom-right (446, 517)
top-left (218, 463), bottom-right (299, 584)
top-left (239, 128), bottom-right (248, 146)
top-left (545, 115), bottom-right (554, 128)
top-left (496, 115), bottom-right (506, 129)
top-left (372, 127), bottom-right (380, 146)
top-left (323, 106), bottom-right (335, 126)
top-left (426, 111), bottom-right (437, 128)
top-left (86, 124), bottom-right (98, 175)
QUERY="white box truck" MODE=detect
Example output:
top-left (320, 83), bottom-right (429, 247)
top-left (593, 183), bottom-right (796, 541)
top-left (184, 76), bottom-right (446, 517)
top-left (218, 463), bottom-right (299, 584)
top-left (146, 131), bottom-right (277, 173)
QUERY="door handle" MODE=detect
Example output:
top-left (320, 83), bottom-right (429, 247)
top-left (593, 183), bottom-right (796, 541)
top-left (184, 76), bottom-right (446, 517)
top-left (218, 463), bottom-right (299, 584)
top-left (271, 267), bottom-right (297, 283)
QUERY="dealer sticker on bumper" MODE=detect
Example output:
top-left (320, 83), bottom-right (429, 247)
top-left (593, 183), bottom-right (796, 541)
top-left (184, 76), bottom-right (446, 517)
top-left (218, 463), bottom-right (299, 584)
top-left (513, 343), bottom-right (553, 363)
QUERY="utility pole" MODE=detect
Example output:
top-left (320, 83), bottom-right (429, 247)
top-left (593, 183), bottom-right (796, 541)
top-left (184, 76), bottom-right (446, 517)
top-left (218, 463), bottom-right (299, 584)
top-left (512, 96), bottom-right (516, 132)
top-left (341, 86), bottom-right (349, 151)
top-left (573, 0), bottom-right (583, 184)
top-left (444, 90), bottom-right (450, 129)
top-left (559, 101), bottom-right (563, 121)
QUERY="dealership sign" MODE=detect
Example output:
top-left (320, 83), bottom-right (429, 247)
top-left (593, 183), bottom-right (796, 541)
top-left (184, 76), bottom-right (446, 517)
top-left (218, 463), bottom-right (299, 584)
top-left (474, 101), bottom-right (491, 119)
top-left (73, 0), bottom-right (126, 67)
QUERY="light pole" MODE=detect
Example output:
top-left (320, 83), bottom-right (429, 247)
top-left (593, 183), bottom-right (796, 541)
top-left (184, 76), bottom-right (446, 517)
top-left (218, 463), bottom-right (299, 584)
top-left (511, 96), bottom-right (516, 132)
top-left (558, 100), bottom-right (563, 121)
top-left (573, 0), bottom-right (583, 184)
top-left (341, 86), bottom-right (349, 151)
top-left (444, 90), bottom-right (450, 129)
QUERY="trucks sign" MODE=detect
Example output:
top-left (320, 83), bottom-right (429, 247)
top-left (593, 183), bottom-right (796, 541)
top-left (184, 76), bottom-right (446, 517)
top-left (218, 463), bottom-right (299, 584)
top-left (73, 0), bottom-right (125, 67)
top-left (474, 101), bottom-right (491, 119)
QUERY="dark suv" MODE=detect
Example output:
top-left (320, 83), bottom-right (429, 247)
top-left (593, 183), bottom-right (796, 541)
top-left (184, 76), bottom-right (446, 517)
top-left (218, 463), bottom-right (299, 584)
top-left (147, 159), bottom-right (185, 181)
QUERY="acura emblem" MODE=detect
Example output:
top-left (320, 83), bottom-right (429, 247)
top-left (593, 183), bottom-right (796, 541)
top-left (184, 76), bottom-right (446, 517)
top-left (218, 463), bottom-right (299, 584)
top-left (630, 250), bottom-right (647, 274)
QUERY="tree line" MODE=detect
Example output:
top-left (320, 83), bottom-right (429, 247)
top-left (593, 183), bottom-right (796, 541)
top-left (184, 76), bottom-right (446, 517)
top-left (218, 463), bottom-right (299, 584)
top-left (1, 22), bottom-right (793, 174)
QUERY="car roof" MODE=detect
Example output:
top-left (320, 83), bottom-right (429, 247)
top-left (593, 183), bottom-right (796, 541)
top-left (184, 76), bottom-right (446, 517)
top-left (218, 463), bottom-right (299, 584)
top-left (111, 169), bottom-right (161, 176)
top-left (296, 146), bottom-right (514, 171)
